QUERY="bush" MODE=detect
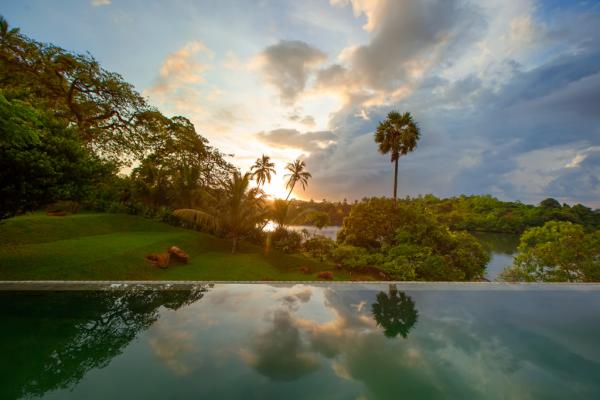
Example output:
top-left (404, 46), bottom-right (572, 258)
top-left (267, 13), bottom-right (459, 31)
top-left (337, 198), bottom-right (489, 281)
top-left (500, 221), bottom-right (600, 282)
top-left (332, 244), bottom-right (384, 270)
top-left (303, 236), bottom-right (336, 260)
top-left (46, 200), bottom-right (80, 214)
top-left (271, 228), bottom-right (303, 253)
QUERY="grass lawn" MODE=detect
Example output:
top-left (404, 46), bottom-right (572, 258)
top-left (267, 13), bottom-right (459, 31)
top-left (0, 213), bottom-right (373, 281)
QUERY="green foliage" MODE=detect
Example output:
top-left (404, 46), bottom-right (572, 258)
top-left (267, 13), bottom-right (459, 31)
top-left (0, 93), bottom-right (108, 219)
top-left (47, 200), bottom-right (80, 214)
top-left (271, 228), bottom-right (303, 253)
top-left (402, 194), bottom-right (600, 234)
top-left (131, 113), bottom-right (233, 209)
top-left (173, 171), bottom-right (267, 252)
top-left (303, 236), bottom-right (336, 260)
top-left (374, 111), bottom-right (420, 200)
top-left (540, 198), bottom-right (561, 209)
top-left (310, 211), bottom-right (330, 229)
top-left (338, 197), bottom-right (417, 248)
top-left (332, 244), bottom-right (384, 270)
top-left (501, 221), bottom-right (600, 282)
top-left (1, 17), bottom-right (235, 223)
top-left (1, 16), bottom-right (150, 162)
top-left (285, 198), bottom-right (353, 226)
top-left (337, 198), bottom-right (489, 280)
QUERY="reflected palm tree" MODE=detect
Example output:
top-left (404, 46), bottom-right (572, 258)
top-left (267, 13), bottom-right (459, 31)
top-left (371, 284), bottom-right (418, 339)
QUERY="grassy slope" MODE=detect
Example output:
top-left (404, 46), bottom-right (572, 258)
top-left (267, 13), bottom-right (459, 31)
top-left (0, 213), bottom-right (364, 281)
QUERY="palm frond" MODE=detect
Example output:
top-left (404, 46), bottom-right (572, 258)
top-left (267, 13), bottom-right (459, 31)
top-left (173, 208), bottom-right (219, 231)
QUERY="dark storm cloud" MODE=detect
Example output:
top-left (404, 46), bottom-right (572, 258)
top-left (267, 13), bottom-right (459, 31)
top-left (257, 40), bottom-right (326, 104)
top-left (302, 4), bottom-right (600, 207)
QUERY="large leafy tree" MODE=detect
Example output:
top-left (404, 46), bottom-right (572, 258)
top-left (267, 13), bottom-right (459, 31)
top-left (251, 154), bottom-right (276, 188)
top-left (132, 113), bottom-right (233, 208)
top-left (374, 111), bottom-right (420, 203)
top-left (501, 221), bottom-right (600, 282)
top-left (174, 171), bottom-right (267, 252)
top-left (284, 159), bottom-right (311, 201)
top-left (0, 16), bottom-right (153, 162)
top-left (338, 198), bottom-right (489, 281)
top-left (0, 93), bottom-right (108, 220)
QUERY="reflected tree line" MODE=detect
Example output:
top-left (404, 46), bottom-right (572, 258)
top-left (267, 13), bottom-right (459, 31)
top-left (0, 285), bottom-right (418, 398)
top-left (0, 286), bottom-right (209, 400)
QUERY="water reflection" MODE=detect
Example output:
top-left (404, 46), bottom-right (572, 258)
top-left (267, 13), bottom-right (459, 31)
top-left (0, 286), bottom-right (209, 400)
top-left (372, 284), bottom-right (418, 338)
top-left (2, 284), bottom-right (600, 400)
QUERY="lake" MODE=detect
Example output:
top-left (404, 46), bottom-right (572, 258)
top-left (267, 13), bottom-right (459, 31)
top-left (289, 226), bottom-right (519, 281)
top-left (2, 283), bottom-right (599, 399)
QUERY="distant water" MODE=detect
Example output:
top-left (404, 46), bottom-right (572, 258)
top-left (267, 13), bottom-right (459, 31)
top-left (288, 226), bottom-right (518, 281)
top-left (287, 225), bottom-right (340, 240)
top-left (471, 232), bottom-right (519, 281)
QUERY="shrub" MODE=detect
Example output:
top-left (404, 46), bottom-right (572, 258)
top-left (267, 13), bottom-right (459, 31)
top-left (303, 236), bottom-right (336, 260)
top-left (46, 200), bottom-right (80, 214)
top-left (500, 221), bottom-right (600, 282)
top-left (332, 245), bottom-right (383, 270)
top-left (337, 198), bottom-right (489, 281)
top-left (271, 228), bottom-right (303, 253)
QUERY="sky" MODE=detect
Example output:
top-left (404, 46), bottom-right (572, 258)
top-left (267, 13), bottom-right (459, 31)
top-left (3, 0), bottom-right (600, 206)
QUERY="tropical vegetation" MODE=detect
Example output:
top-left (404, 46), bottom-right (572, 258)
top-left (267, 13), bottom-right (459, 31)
top-left (500, 221), bottom-right (600, 282)
top-left (1, 16), bottom-right (598, 282)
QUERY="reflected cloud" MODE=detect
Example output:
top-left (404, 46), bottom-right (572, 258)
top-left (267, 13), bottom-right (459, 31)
top-left (242, 309), bottom-right (320, 381)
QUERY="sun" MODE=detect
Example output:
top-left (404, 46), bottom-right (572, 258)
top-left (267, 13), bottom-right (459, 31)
top-left (261, 175), bottom-right (290, 200)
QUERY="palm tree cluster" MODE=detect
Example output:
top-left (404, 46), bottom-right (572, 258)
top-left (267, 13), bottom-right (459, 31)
top-left (174, 155), bottom-right (312, 252)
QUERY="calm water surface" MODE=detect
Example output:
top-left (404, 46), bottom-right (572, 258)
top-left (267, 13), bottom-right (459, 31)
top-left (1, 283), bottom-right (599, 399)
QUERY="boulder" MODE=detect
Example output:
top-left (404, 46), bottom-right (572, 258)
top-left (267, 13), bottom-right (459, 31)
top-left (299, 266), bottom-right (312, 274)
top-left (317, 271), bottom-right (334, 280)
top-left (168, 246), bottom-right (189, 264)
top-left (145, 252), bottom-right (170, 269)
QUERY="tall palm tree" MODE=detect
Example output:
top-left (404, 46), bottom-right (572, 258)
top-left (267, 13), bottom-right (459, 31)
top-left (374, 111), bottom-right (420, 203)
top-left (251, 154), bottom-right (276, 188)
top-left (284, 159), bottom-right (311, 201)
top-left (174, 171), bottom-right (267, 253)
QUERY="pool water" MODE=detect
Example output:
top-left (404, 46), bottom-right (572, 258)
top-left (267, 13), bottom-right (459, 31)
top-left (1, 283), bottom-right (600, 399)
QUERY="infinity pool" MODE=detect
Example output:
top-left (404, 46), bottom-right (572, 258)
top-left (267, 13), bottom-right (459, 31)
top-left (1, 283), bottom-right (599, 399)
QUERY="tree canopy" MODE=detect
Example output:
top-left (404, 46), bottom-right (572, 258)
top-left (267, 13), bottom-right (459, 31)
top-left (501, 221), bottom-right (600, 282)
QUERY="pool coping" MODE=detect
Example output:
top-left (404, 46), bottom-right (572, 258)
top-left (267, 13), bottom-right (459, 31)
top-left (1, 281), bottom-right (599, 291)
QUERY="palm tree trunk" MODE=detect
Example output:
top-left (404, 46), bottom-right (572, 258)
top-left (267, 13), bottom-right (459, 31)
top-left (393, 157), bottom-right (399, 205)
top-left (285, 185), bottom-right (294, 201)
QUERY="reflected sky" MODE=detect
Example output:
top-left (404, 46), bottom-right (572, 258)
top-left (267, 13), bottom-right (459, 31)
top-left (1, 284), bottom-right (600, 400)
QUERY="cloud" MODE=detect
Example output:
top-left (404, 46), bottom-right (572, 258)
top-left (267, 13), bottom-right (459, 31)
top-left (256, 128), bottom-right (336, 153)
top-left (91, 0), bottom-right (111, 6)
top-left (147, 41), bottom-right (213, 99)
top-left (291, 0), bottom-right (600, 207)
top-left (288, 112), bottom-right (316, 128)
top-left (254, 40), bottom-right (327, 104)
